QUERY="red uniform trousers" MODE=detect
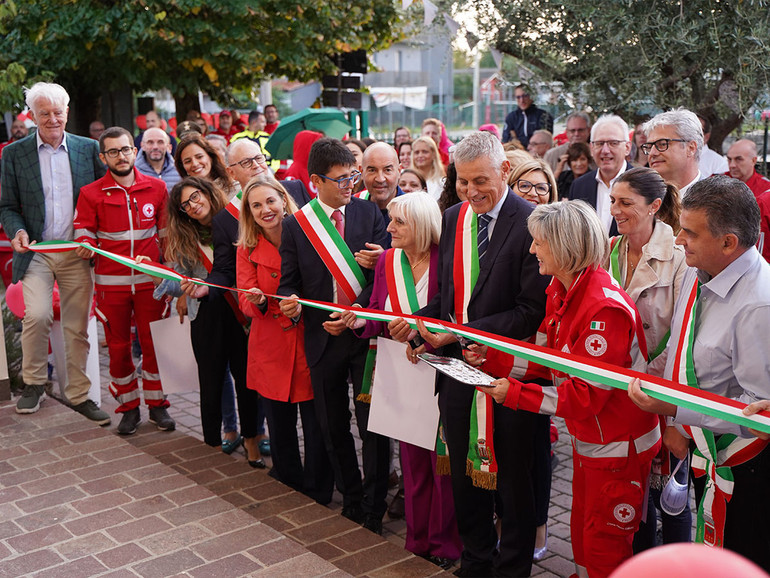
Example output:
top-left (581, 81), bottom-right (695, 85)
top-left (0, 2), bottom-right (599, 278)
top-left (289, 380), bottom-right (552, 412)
top-left (99, 285), bottom-right (168, 412)
top-left (570, 448), bottom-right (653, 578)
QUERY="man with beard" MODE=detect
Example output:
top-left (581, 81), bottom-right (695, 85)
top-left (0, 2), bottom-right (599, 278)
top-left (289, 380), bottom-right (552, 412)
top-left (135, 127), bottom-right (181, 191)
top-left (74, 126), bottom-right (175, 435)
top-left (0, 118), bottom-right (29, 159)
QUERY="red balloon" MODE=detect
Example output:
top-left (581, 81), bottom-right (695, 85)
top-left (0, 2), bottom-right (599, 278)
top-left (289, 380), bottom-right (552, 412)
top-left (5, 281), bottom-right (25, 318)
top-left (611, 544), bottom-right (769, 578)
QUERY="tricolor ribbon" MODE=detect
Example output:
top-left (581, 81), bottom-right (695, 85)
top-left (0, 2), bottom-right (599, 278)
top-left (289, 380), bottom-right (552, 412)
top-left (23, 240), bottom-right (770, 437)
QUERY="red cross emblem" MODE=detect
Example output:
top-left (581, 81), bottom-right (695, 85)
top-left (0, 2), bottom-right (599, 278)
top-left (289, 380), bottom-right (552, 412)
top-left (585, 333), bottom-right (607, 356)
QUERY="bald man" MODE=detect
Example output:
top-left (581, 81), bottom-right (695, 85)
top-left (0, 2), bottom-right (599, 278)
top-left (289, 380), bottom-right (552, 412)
top-left (361, 142), bottom-right (404, 222)
top-left (135, 127), bottom-right (181, 191)
top-left (726, 139), bottom-right (770, 199)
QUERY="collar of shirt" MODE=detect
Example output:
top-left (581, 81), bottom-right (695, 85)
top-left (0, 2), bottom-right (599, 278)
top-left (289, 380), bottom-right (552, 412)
top-left (484, 189), bottom-right (508, 221)
top-left (36, 130), bottom-right (68, 152)
top-left (594, 163), bottom-right (626, 187)
top-left (698, 246), bottom-right (759, 299)
top-left (679, 171), bottom-right (702, 197)
top-left (316, 197), bottom-right (346, 220)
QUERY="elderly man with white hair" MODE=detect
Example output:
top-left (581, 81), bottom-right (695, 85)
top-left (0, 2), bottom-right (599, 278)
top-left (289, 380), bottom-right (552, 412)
top-left (135, 126), bottom-right (181, 191)
top-left (0, 82), bottom-right (108, 422)
top-left (642, 108), bottom-right (704, 196)
top-left (569, 114), bottom-right (633, 236)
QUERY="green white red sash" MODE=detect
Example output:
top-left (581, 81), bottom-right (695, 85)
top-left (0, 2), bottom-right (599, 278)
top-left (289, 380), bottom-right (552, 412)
top-left (354, 190), bottom-right (370, 200)
top-left (294, 199), bottom-right (366, 304)
top-left (196, 242), bottom-right (248, 327)
top-left (609, 236), bottom-right (669, 362)
top-left (224, 191), bottom-right (242, 220)
top-left (450, 203), bottom-right (497, 488)
top-left (23, 240), bottom-right (770, 438)
top-left (673, 274), bottom-right (768, 548)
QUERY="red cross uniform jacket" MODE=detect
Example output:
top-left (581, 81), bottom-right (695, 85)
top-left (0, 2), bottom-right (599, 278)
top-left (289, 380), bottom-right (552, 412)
top-left (484, 265), bottom-right (661, 469)
top-left (74, 169), bottom-right (167, 292)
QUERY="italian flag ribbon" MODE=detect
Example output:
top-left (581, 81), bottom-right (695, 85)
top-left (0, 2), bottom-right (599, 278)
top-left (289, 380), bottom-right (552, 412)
top-left (196, 242), bottom-right (249, 327)
top-left (354, 190), bottom-right (370, 200)
top-left (24, 240), bottom-right (770, 438)
top-left (224, 190), bottom-right (242, 220)
top-left (451, 203), bottom-right (497, 489)
top-left (608, 236), bottom-right (669, 363)
top-left (672, 276), bottom-right (768, 548)
top-left (294, 199), bottom-right (366, 304)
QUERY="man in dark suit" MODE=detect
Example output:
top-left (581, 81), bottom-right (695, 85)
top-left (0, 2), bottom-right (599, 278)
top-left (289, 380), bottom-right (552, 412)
top-left (0, 82), bottom-right (107, 421)
top-left (278, 138), bottom-right (390, 534)
top-left (389, 131), bottom-right (549, 576)
top-left (569, 114), bottom-right (633, 237)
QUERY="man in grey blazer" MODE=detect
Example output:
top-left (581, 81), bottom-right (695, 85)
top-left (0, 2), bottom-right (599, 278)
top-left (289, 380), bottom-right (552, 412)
top-left (0, 82), bottom-right (109, 423)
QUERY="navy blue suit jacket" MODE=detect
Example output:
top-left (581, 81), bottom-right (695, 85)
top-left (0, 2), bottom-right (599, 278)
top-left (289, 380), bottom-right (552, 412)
top-left (567, 162), bottom-right (633, 237)
top-left (278, 197), bottom-right (389, 367)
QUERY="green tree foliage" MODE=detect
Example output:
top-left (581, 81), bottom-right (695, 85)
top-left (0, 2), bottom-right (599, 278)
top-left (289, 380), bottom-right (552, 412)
top-left (475, 0), bottom-right (770, 148)
top-left (0, 0), bottom-right (402, 109)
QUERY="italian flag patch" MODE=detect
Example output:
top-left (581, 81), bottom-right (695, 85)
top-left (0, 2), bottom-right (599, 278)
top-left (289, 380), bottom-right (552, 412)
top-left (590, 321), bottom-right (605, 331)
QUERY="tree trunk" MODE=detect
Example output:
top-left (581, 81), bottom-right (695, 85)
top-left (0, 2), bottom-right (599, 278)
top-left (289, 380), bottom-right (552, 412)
top-left (709, 114), bottom-right (742, 154)
top-left (174, 93), bottom-right (200, 126)
top-left (64, 83), bottom-right (101, 139)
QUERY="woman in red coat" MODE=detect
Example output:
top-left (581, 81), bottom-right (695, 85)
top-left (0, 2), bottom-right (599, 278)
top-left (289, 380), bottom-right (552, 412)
top-left (236, 175), bottom-right (333, 504)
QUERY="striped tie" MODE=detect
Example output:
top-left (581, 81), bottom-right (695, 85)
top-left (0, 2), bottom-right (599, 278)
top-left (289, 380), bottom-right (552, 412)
top-left (477, 213), bottom-right (491, 261)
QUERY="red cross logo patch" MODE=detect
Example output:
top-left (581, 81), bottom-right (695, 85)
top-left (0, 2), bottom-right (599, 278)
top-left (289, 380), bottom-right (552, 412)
top-left (585, 333), bottom-right (607, 357)
top-left (613, 503), bottom-right (635, 523)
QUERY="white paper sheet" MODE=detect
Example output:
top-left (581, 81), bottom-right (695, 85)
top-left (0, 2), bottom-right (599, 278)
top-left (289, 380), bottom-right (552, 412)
top-left (368, 336), bottom-right (440, 451)
top-left (150, 316), bottom-right (199, 393)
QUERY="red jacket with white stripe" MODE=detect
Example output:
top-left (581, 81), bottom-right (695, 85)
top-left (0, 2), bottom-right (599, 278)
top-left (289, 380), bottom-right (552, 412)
top-left (485, 266), bottom-right (660, 468)
top-left (74, 169), bottom-right (167, 291)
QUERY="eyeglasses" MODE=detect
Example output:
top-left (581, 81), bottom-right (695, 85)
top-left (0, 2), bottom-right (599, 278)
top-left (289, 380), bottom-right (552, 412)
top-left (318, 171), bottom-right (362, 189)
top-left (515, 94), bottom-right (530, 100)
top-left (640, 138), bottom-right (687, 155)
top-left (229, 154), bottom-right (266, 169)
top-left (179, 190), bottom-right (203, 213)
top-left (590, 140), bottom-right (627, 149)
top-left (516, 179), bottom-right (551, 197)
top-left (103, 146), bottom-right (135, 159)
top-left (567, 127), bottom-right (588, 134)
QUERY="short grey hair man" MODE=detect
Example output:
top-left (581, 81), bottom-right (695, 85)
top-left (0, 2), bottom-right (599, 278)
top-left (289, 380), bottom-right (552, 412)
top-left (643, 108), bottom-right (703, 194)
top-left (454, 130), bottom-right (507, 169)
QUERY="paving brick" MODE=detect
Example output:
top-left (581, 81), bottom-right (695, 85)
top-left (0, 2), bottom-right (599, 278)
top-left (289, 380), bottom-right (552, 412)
top-left (185, 468), bottom-right (225, 486)
top-left (547, 535), bottom-right (574, 560)
top-left (125, 463), bottom-right (175, 483)
top-left (7, 450), bottom-right (61, 471)
top-left (328, 528), bottom-right (387, 554)
top-left (164, 484), bottom-right (214, 507)
top-left (56, 532), bottom-right (118, 560)
top-left (64, 506), bottom-right (133, 536)
top-left (132, 549), bottom-right (205, 578)
top-left (24, 436), bottom-right (71, 454)
top-left (281, 503), bottom-right (337, 527)
top-left (30, 555), bottom-right (108, 578)
top-left (16, 487), bottom-right (87, 514)
top-left (334, 542), bottom-right (412, 576)
top-left (126, 434), bottom-right (200, 455)
top-left (0, 446), bottom-right (30, 461)
top-left (105, 515), bottom-right (173, 543)
top-left (0, 521), bottom-right (23, 540)
top-left (38, 454), bottom-right (99, 476)
top-left (0, 543), bottom-right (11, 561)
top-left (80, 473), bottom-right (136, 496)
top-left (137, 523), bottom-right (213, 556)
top-left (15, 505), bottom-right (77, 532)
top-left (91, 444), bottom-right (144, 463)
top-left (260, 515), bottom-right (295, 533)
top-left (0, 468), bottom-right (44, 488)
top-left (188, 553), bottom-right (263, 577)
top-left (288, 515), bottom-right (362, 545)
top-left (123, 475), bottom-right (194, 500)
top-left (173, 452), bottom-right (239, 474)
top-left (252, 552), bottom-right (340, 577)
top-left (72, 490), bottom-right (133, 515)
top-left (158, 497), bottom-right (233, 527)
top-left (219, 492), bottom-right (251, 508)
top-left (53, 436), bottom-right (125, 459)
top-left (97, 543), bottom-right (152, 569)
top-left (21, 472), bottom-right (81, 496)
top-left (242, 491), bottom-right (316, 521)
top-left (306, 540), bottom-right (347, 561)
top-left (120, 495), bottom-right (176, 519)
top-left (197, 509), bottom-right (269, 535)
top-left (0, 462), bottom-right (15, 476)
top-left (64, 426), bottom-right (112, 444)
top-left (193, 526), bottom-right (280, 561)
top-left (0, 549), bottom-right (64, 576)
top-left (247, 536), bottom-right (308, 566)
top-left (549, 522), bottom-right (571, 540)
top-left (366, 554), bottom-right (444, 577)
top-left (539, 553), bottom-right (577, 577)
top-left (241, 480), bottom-right (293, 502)
top-left (76, 455), bottom-right (158, 483)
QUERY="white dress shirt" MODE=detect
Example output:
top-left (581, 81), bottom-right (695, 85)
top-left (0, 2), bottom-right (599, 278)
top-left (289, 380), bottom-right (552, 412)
top-left (37, 132), bottom-right (75, 241)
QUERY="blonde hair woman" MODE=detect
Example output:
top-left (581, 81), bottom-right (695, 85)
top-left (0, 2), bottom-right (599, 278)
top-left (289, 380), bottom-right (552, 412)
top-left (508, 158), bottom-right (559, 205)
top-left (411, 136), bottom-right (446, 201)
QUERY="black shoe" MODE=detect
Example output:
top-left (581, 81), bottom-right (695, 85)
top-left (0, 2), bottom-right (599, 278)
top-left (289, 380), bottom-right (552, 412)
top-left (426, 556), bottom-right (455, 570)
top-left (453, 565), bottom-right (493, 577)
top-left (362, 513), bottom-right (383, 535)
top-left (72, 399), bottom-right (111, 426)
top-left (148, 406), bottom-right (176, 431)
top-left (341, 504), bottom-right (365, 524)
top-left (248, 458), bottom-right (266, 469)
top-left (117, 408), bottom-right (141, 435)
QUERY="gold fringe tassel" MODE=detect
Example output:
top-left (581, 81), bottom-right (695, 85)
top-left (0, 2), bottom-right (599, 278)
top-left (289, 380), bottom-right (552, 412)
top-left (356, 393), bottom-right (371, 403)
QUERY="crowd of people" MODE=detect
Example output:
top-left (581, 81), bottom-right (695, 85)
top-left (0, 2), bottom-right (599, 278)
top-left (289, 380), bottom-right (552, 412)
top-left (1, 81), bottom-right (770, 578)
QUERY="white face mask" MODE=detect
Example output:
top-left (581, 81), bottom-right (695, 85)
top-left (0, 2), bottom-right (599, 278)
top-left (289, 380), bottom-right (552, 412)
top-left (659, 453), bottom-right (690, 516)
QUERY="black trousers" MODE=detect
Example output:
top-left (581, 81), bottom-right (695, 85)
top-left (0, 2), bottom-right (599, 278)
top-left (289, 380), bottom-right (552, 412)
top-left (438, 372), bottom-right (543, 577)
top-left (263, 397), bottom-right (334, 505)
top-left (693, 442), bottom-right (770, 571)
top-left (308, 331), bottom-right (390, 517)
top-left (190, 298), bottom-right (259, 446)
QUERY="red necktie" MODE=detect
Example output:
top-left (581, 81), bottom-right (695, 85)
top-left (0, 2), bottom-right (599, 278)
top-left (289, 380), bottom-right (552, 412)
top-left (331, 210), bottom-right (351, 305)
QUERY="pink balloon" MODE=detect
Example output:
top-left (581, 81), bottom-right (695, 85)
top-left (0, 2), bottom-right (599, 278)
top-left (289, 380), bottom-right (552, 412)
top-left (611, 543), bottom-right (769, 578)
top-left (5, 281), bottom-right (25, 318)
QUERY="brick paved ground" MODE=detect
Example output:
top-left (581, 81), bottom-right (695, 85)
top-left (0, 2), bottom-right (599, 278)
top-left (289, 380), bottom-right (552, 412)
top-left (0, 323), bottom-right (581, 577)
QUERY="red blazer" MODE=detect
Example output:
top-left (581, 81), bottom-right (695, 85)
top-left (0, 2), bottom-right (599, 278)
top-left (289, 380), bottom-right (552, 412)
top-left (236, 237), bottom-right (313, 402)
